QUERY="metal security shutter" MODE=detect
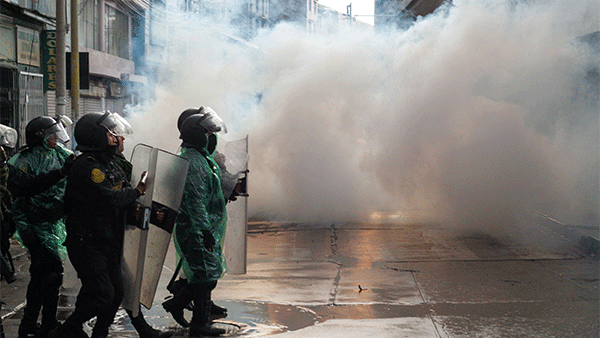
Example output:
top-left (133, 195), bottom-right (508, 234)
top-left (18, 71), bottom-right (45, 148)
top-left (81, 96), bottom-right (103, 114)
top-left (47, 94), bottom-right (105, 119)
top-left (106, 96), bottom-right (130, 116)
top-left (47, 90), bottom-right (55, 115)
top-left (116, 97), bottom-right (130, 115)
top-left (46, 90), bottom-right (73, 118)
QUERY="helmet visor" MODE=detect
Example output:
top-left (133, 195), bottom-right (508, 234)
top-left (198, 107), bottom-right (227, 134)
top-left (99, 112), bottom-right (133, 136)
top-left (57, 115), bottom-right (73, 128)
top-left (44, 121), bottom-right (70, 144)
top-left (0, 124), bottom-right (18, 148)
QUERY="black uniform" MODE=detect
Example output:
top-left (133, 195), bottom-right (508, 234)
top-left (61, 152), bottom-right (140, 337)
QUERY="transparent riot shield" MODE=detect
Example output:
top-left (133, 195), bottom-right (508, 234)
top-left (139, 149), bottom-right (189, 308)
top-left (121, 144), bottom-right (153, 317)
top-left (121, 144), bottom-right (189, 316)
top-left (218, 135), bottom-right (249, 275)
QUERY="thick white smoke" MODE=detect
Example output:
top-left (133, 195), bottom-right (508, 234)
top-left (125, 0), bottom-right (599, 231)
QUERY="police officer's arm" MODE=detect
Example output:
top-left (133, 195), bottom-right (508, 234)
top-left (7, 164), bottom-right (63, 197)
top-left (6, 154), bottom-right (76, 197)
top-left (88, 164), bottom-right (145, 207)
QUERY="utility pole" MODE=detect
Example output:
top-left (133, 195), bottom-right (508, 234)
top-left (56, 0), bottom-right (66, 117)
top-left (70, 0), bottom-right (80, 121)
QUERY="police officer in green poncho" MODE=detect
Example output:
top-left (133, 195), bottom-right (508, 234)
top-left (0, 123), bottom-right (75, 338)
top-left (9, 116), bottom-right (73, 337)
top-left (163, 107), bottom-right (228, 337)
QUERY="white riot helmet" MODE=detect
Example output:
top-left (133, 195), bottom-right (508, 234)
top-left (0, 124), bottom-right (18, 148)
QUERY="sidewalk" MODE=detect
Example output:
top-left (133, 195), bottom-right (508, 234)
top-left (2, 215), bottom-right (598, 337)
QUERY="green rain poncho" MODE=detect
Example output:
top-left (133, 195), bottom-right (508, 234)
top-left (9, 143), bottom-right (72, 260)
top-left (174, 146), bottom-right (227, 284)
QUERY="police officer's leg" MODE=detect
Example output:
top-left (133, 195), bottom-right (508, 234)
top-left (162, 279), bottom-right (194, 327)
top-left (19, 233), bottom-right (45, 337)
top-left (189, 281), bottom-right (224, 337)
top-left (210, 281), bottom-right (227, 316)
top-left (91, 250), bottom-right (123, 338)
top-left (52, 244), bottom-right (112, 338)
top-left (38, 253), bottom-right (64, 336)
top-left (127, 306), bottom-right (174, 338)
top-left (0, 305), bottom-right (4, 338)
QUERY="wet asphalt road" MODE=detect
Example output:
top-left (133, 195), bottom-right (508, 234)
top-left (2, 212), bottom-right (598, 337)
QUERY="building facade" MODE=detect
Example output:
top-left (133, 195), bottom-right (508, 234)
top-left (1, 0), bottom-right (152, 149)
top-left (269, 0), bottom-right (318, 33)
top-left (374, 0), bottom-right (447, 28)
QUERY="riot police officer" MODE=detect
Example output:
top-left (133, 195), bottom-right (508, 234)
top-left (113, 132), bottom-right (173, 338)
top-left (164, 107), bottom-right (228, 337)
top-left (0, 123), bottom-right (74, 338)
top-left (9, 116), bottom-right (73, 337)
top-left (49, 112), bottom-right (146, 338)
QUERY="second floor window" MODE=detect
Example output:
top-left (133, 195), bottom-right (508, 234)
top-left (105, 5), bottom-right (129, 59)
top-left (80, 0), bottom-right (99, 50)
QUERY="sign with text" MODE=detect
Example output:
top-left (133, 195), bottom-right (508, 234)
top-left (42, 31), bottom-right (90, 91)
top-left (17, 26), bottom-right (40, 67)
top-left (42, 30), bottom-right (57, 91)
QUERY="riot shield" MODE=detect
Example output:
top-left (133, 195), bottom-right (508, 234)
top-left (218, 135), bottom-right (249, 275)
top-left (139, 149), bottom-right (189, 308)
top-left (121, 144), bottom-right (154, 317)
top-left (121, 144), bottom-right (189, 316)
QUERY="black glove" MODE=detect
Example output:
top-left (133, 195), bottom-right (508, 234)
top-left (202, 230), bottom-right (216, 252)
top-left (60, 154), bottom-right (76, 176)
top-left (228, 176), bottom-right (249, 202)
top-left (227, 193), bottom-right (238, 203)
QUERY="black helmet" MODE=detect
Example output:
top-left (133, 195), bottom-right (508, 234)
top-left (179, 114), bottom-right (209, 148)
top-left (74, 111), bottom-right (132, 151)
top-left (177, 107), bottom-right (227, 134)
top-left (178, 106), bottom-right (227, 148)
top-left (177, 107), bottom-right (202, 131)
top-left (25, 116), bottom-right (70, 147)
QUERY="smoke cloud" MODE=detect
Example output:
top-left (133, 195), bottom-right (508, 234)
top-left (125, 0), bottom-right (599, 232)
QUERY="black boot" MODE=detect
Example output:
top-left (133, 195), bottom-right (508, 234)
top-left (210, 301), bottom-right (227, 315)
top-left (18, 322), bottom-right (40, 338)
top-left (90, 327), bottom-right (108, 338)
top-left (36, 320), bottom-right (59, 338)
top-left (162, 283), bottom-right (194, 327)
top-left (18, 302), bottom-right (41, 337)
top-left (128, 309), bottom-right (174, 338)
top-left (37, 271), bottom-right (62, 338)
top-left (189, 294), bottom-right (225, 337)
top-left (47, 322), bottom-right (88, 338)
